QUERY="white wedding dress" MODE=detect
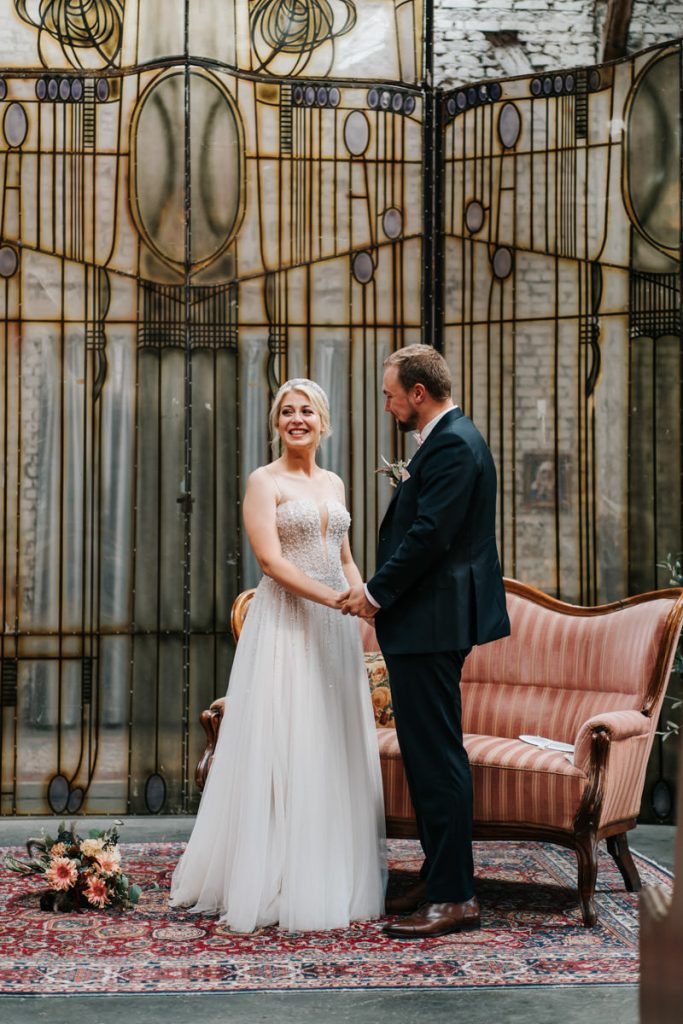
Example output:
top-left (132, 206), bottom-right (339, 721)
top-left (170, 499), bottom-right (386, 932)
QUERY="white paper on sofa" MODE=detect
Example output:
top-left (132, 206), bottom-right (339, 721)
top-left (519, 734), bottom-right (575, 753)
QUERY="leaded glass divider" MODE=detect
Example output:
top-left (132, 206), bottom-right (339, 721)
top-left (441, 44), bottom-right (682, 606)
top-left (0, 1), bottom-right (427, 814)
top-left (0, 6), bottom-right (680, 816)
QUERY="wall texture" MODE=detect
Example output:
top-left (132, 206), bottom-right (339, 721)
top-left (433, 0), bottom-right (681, 87)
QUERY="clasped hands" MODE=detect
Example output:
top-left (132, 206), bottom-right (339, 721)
top-left (336, 585), bottom-right (378, 622)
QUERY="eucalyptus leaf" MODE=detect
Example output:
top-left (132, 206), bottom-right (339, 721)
top-left (3, 855), bottom-right (35, 875)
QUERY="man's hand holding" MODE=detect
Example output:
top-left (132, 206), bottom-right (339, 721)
top-left (338, 585), bottom-right (378, 619)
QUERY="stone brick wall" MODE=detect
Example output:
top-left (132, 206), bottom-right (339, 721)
top-left (628, 0), bottom-right (683, 52)
top-left (433, 0), bottom-right (681, 87)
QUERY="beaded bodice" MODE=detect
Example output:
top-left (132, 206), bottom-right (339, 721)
top-left (275, 499), bottom-right (350, 589)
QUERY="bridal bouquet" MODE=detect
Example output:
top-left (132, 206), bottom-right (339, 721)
top-left (3, 820), bottom-right (141, 912)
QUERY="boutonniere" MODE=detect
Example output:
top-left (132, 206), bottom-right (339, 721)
top-left (376, 455), bottom-right (410, 488)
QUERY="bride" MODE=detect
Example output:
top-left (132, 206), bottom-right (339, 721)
top-left (170, 379), bottom-right (386, 932)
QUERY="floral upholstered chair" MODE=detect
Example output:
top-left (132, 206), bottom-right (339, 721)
top-left (197, 580), bottom-right (683, 927)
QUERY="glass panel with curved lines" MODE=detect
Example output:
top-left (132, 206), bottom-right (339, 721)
top-left (442, 46), bottom-right (681, 606)
top-left (0, 5), bottom-right (679, 815)
top-left (0, 0), bottom-right (426, 814)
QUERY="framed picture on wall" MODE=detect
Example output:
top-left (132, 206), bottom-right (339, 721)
top-left (522, 453), bottom-right (571, 510)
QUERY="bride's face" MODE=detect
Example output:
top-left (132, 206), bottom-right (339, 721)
top-left (278, 390), bottom-right (322, 450)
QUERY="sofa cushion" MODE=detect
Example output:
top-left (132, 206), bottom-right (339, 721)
top-left (376, 727), bottom-right (589, 830)
top-left (466, 734), bottom-right (588, 830)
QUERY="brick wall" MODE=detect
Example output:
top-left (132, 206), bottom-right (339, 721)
top-left (433, 0), bottom-right (681, 87)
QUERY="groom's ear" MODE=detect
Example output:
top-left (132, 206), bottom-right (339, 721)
top-left (412, 383), bottom-right (426, 404)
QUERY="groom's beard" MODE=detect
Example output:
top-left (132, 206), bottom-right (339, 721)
top-left (396, 413), bottom-right (419, 432)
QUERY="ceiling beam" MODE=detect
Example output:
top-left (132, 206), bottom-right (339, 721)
top-left (602, 0), bottom-right (634, 62)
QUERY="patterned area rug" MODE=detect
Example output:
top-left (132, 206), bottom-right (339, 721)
top-left (0, 838), bottom-right (670, 994)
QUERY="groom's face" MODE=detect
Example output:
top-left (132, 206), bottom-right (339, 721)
top-left (383, 367), bottom-right (419, 432)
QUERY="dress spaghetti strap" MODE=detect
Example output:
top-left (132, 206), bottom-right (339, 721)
top-left (265, 465), bottom-right (283, 501)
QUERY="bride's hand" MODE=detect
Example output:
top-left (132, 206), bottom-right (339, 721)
top-left (335, 589), bottom-right (351, 609)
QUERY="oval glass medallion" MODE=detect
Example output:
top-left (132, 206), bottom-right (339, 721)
top-left (465, 201), bottom-right (485, 234)
top-left (352, 251), bottom-right (374, 283)
top-left (382, 208), bottom-right (403, 239)
top-left (343, 111), bottom-right (370, 156)
top-left (47, 774), bottom-right (70, 814)
top-left (67, 787), bottom-right (84, 813)
top-left (651, 778), bottom-right (673, 820)
top-left (492, 247), bottom-right (513, 279)
top-left (625, 50), bottom-right (680, 253)
top-left (0, 245), bottom-right (18, 277)
top-left (498, 103), bottom-right (521, 149)
top-left (3, 103), bottom-right (28, 148)
top-left (145, 772), bottom-right (167, 814)
top-left (132, 70), bottom-right (244, 269)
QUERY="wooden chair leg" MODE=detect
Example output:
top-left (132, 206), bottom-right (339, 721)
top-left (575, 831), bottom-right (599, 926)
top-left (607, 832), bottom-right (641, 893)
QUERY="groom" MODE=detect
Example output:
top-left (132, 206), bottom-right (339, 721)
top-left (340, 344), bottom-right (510, 938)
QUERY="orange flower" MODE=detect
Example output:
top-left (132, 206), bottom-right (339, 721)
top-left (46, 856), bottom-right (78, 891)
top-left (49, 842), bottom-right (66, 857)
top-left (96, 850), bottom-right (121, 875)
top-left (84, 875), bottom-right (110, 908)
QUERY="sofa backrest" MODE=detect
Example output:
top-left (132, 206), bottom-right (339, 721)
top-left (461, 584), bottom-right (683, 744)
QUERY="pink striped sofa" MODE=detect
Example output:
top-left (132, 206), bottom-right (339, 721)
top-left (198, 580), bottom-right (683, 927)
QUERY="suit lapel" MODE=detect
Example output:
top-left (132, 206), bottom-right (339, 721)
top-left (382, 476), bottom-right (403, 520)
top-left (378, 408), bottom-right (463, 527)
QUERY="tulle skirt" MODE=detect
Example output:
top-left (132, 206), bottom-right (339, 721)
top-left (170, 577), bottom-right (387, 932)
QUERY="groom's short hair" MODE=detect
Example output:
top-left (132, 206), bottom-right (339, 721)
top-left (385, 345), bottom-right (452, 400)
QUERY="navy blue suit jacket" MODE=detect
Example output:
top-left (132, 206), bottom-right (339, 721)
top-left (367, 408), bottom-right (510, 654)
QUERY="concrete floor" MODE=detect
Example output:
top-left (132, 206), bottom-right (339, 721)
top-left (0, 818), bottom-right (676, 1024)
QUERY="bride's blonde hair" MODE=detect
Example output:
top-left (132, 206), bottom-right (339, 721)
top-left (269, 378), bottom-right (331, 449)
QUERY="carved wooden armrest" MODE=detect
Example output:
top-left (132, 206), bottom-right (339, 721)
top-left (573, 709), bottom-right (650, 774)
top-left (573, 709), bottom-right (652, 853)
top-left (194, 706), bottom-right (225, 791)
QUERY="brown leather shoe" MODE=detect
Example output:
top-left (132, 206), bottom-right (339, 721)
top-left (385, 878), bottom-right (428, 914)
top-left (383, 897), bottom-right (481, 938)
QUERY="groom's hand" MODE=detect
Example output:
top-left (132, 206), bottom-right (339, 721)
top-left (339, 585), bottom-right (378, 619)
